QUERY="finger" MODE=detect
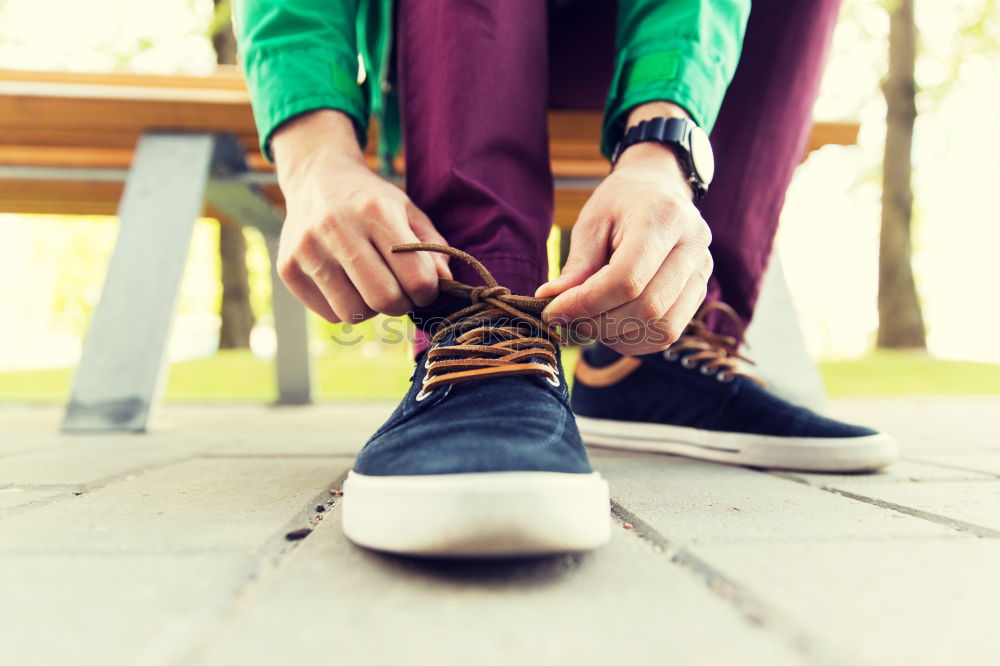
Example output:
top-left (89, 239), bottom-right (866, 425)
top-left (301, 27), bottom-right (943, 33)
top-left (297, 259), bottom-right (377, 323)
top-left (602, 274), bottom-right (708, 356)
top-left (371, 206), bottom-right (445, 307)
top-left (659, 273), bottom-right (710, 341)
top-left (535, 219), bottom-right (610, 299)
top-left (406, 203), bottom-right (453, 280)
top-left (328, 239), bottom-right (415, 316)
top-left (601, 241), bottom-right (709, 338)
top-left (277, 260), bottom-right (345, 323)
top-left (544, 217), bottom-right (678, 324)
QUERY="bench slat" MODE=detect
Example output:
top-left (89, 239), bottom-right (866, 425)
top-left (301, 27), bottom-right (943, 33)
top-left (0, 69), bottom-right (858, 227)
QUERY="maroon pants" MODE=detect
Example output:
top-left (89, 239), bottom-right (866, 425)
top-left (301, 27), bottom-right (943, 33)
top-left (397, 0), bottom-right (841, 332)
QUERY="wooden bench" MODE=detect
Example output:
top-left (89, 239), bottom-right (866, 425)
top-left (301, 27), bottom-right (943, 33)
top-left (0, 68), bottom-right (858, 431)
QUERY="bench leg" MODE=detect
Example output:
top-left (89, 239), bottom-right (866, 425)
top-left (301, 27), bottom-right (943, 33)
top-left (62, 133), bottom-right (216, 432)
top-left (202, 155), bottom-right (313, 406)
top-left (263, 233), bottom-right (313, 405)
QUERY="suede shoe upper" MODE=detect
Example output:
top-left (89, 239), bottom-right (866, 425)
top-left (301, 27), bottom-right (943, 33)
top-left (572, 303), bottom-right (878, 440)
top-left (355, 343), bottom-right (592, 476)
top-left (353, 243), bottom-right (594, 477)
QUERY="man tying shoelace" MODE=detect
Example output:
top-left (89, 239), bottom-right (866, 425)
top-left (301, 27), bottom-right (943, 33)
top-left (234, 0), bottom-right (897, 557)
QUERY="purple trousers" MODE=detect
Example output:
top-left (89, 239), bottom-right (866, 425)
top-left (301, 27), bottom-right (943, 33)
top-left (396, 0), bottom-right (841, 333)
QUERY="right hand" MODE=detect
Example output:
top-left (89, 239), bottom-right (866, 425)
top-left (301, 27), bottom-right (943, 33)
top-left (272, 110), bottom-right (451, 323)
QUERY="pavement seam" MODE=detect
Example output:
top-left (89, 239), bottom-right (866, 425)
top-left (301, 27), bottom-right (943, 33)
top-left (817, 487), bottom-right (1000, 539)
top-left (609, 499), bottom-right (854, 666)
top-left (902, 455), bottom-right (1000, 480)
top-left (0, 488), bottom-right (84, 517)
top-left (173, 469), bottom-right (349, 666)
top-left (771, 472), bottom-right (1000, 538)
top-left (0, 455), bottom-right (204, 521)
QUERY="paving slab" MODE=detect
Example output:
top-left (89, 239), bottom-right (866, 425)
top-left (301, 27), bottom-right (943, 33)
top-left (188, 508), bottom-right (812, 666)
top-left (0, 404), bottom-right (64, 432)
top-left (0, 403), bottom-right (392, 458)
top-left (200, 426), bottom-right (372, 457)
top-left (0, 486), bottom-right (70, 511)
top-left (786, 459), bottom-right (997, 485)
top-left (1, 398), bottom-right (997, 666)
top-left (0, 406), bottom-right (71, 455)
top-left (592, 450), bottom-right (960, 544)
top-left (694, 540), bottom-right (1000, 666)
top-left (190, 407), bottom-right (385, 457)
top-left (0, 435), bottom-right (213, 487)
top-left (826, 481), bottom-right (1000, 534)
top-left (150, 403), bottom-right (391, 436)
top-left (0, 553), bottom-right (253, 666)
top-left (827, 397), bottom-right (1000, 453)
top-left (0, 457), bottom-right (346, 554)
top-left (0, 433), bottom-right (69, 456)
top-left (906, 452), bottom-right (1000, 478)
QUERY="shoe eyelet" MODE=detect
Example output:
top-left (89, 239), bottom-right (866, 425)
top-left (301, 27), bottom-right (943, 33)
top-left (422, 371), bottom-right (433, 386)
top-left (680, 356), bottom-right (698, 369)
top-left (662, 349), bottom-right (680, 362)
top-left (424, 356), bottom-right (434, 369)
top-left (699, 364), bottom-right (716, 376)
top-left (415, 386), bottom-right (435, 401)
top-left (545, 370), bottom-right (561, 387)
top-left (717, 371), bottom-right (735, 384)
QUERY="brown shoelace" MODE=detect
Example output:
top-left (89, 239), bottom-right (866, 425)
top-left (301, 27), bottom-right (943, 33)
top-left (667, 301), bottom-right (765, 385)
top-left (391, 243), bottom-right (566, 398)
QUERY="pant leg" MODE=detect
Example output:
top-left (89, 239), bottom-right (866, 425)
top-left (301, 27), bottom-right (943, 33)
top-left (700, 0), bottom-right (842, 336)
top-left (396, 0), bottom-right (553, 299)
top-left (548, 0), bottom-right (616, 109)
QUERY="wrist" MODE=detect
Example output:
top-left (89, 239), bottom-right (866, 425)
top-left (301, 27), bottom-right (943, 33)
top-left (272, 109), bottom-right (365, 182)
top-left (614, 102), bottom-right (700, 200)
top-left (626, 101), bottom-right (691, 127)
top-left (613, 136), bottom-right (694, 200)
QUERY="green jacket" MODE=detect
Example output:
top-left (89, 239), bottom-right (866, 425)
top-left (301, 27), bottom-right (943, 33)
top-left (234, 0), bottom-right (749, 167)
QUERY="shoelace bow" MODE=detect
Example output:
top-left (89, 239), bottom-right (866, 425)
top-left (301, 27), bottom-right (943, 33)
top-left (669, 301), bottom-right (765, 385)
top-left (392, 243), bottom-right (566, 397)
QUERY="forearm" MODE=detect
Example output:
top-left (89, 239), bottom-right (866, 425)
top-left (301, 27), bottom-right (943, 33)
top-left (602, 0), bottom-right (750, 157)
top-left (233, 0), bottom-right (365, 161)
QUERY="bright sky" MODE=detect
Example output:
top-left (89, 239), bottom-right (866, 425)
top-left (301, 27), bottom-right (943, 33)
top-left (1, 0), bottom-right (998, 365)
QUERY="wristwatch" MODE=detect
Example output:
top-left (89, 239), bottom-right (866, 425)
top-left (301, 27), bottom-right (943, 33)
top-left (610, 117), bottom-right (715, 200)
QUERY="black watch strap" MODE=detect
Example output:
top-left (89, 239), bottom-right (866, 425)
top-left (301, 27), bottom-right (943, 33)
top-left (610, 117), bottom-right (709, 200)
top-left (611, 117), bottom-right (688, 164)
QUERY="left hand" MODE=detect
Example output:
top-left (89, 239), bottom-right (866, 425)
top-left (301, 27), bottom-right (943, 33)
top-left (536, 104), bottom-right (714, 356)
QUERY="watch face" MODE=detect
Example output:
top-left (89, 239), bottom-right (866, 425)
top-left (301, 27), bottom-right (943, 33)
top-left (689, 126), bottom-right (715, 185)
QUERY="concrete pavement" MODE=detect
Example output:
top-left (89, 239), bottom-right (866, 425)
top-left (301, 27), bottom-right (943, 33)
top-left (1, 398), bottom-right (998, 666)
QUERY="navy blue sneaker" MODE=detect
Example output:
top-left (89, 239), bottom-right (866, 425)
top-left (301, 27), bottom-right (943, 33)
top-left (571, 303), bottom-right (898, 472)
top-left (342, 245), bottom-right (610, 557)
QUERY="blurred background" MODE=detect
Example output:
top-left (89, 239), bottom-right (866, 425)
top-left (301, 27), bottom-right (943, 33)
top-left (1, 0), bottom-right (998, 402)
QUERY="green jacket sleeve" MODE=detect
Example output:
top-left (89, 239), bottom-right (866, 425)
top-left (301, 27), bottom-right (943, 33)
top-left (603, 0), bottom-right (751, 158)
top-left (233, 0), bottom-right (367, 161)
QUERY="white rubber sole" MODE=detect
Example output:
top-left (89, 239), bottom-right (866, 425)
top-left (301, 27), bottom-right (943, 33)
top-left (576, 416), bottom-right (899, 473)
top-left (341, 470), bottom-right (611, 557)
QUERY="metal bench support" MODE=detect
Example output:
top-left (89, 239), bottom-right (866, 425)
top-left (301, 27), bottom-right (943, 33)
top-left (62, 132), bottom-right (313, 432)
top-left (63, 133), bottom-right (215, 432)
top-left (264, 233), bottom-right (313, 405)
top-left (203, 147), bottom-right (313, 407)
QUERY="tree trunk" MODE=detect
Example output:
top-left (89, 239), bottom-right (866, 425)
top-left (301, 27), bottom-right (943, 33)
top-left (212, 0), bottom-right (256, 349)
top-left (877, 0), bottom-right (927, 349)
top-left (218, 222), bottom-right (256, 349)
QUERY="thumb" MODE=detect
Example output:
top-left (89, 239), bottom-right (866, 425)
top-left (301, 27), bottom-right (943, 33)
top-left (535, 222), bottom-right (609, 299)
top-left (407, 204), bottom-right (453, 280)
